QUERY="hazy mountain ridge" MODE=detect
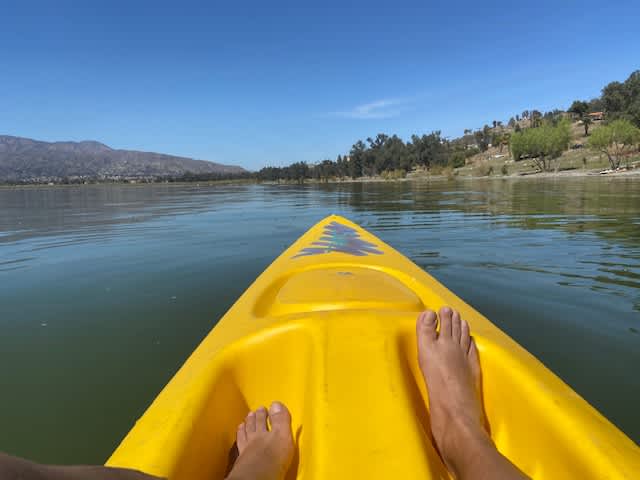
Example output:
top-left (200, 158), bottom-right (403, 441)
top-left (0, 135), bottom-right (245, 182)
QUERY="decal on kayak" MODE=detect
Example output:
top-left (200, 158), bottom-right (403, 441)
top-left (294, 220), bottom-right (383, 257)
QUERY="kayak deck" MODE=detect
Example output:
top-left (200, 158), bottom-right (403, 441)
top-left (107, 215), bottom-right (640, 479)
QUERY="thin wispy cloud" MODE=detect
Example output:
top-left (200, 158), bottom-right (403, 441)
top-left (332, 98), bottom-right (411, 120)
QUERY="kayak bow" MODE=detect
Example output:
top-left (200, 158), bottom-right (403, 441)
top-left (107, 215), bottom-right (639, 479)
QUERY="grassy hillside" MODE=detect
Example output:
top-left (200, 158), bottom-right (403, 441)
top-left (450, 120), bottom-right (638, 178)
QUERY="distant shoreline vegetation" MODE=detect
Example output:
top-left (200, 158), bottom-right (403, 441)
top-left (0, 171), bottom-right (254, 186)
top-left (2, 70), bottom-right (639, 186)
top-left (253, 70), bottom-right (639, 183)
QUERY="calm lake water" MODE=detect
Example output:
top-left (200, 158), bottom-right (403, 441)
top-left (1, 178), bottom-right (639, 463)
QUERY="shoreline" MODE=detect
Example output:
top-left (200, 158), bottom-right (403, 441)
top-left (454, 167), bottom-right (640, 181)
top-left (2, 167), bottom-right (640, 189)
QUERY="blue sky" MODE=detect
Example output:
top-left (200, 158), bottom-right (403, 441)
top-left (1, 1), bottom-right (639, 170)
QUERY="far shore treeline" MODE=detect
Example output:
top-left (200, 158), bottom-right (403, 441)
top-left (3, 70), bottom-right (639, 186)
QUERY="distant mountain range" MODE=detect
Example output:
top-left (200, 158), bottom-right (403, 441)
top-left (0, 135), bottom-right (246, 183)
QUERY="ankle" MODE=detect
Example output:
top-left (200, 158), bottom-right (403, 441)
top-left (439, 418), bottom-right (492, 477)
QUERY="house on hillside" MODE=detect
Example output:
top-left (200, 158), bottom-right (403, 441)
top-left (588, 111), bottom-right (604, 121)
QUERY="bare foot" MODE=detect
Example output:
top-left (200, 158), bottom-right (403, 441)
top-left (226, 402), bottom-right (294, 480)
top-left (417, 308), bottom-right (528, 480)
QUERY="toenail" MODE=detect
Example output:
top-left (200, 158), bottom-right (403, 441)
top-left (270, 401), bottom-right (284, 413)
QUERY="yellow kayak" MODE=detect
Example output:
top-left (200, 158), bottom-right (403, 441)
top-left (107, 215), bottom-right (639, 479)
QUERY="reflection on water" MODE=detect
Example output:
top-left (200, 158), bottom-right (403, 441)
top-left (0, 177), bottom-right (639, 463)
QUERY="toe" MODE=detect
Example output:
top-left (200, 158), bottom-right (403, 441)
top-left (245, 410), bottom-right (256, 434)
top-left (416, 310), bottom-right (438, 346)
top-left (460, 319), bottom-right (471, 353)
top-left (236, 422), bottom-right (247, 452)
top-left (439, 306), bottom-right (453, 338)
top-left (255, 406), bottom-right (268, 432)
top-left (268, 401), bottom-right (292, 435)
top-left (451, 310), bottom-right (462, 344)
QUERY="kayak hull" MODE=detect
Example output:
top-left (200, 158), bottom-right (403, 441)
top-left (107, 215), bottom-right (640, 479)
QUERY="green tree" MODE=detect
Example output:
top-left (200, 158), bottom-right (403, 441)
top-left (600, 71), bottom-right (640, 126)
top-left (474, 126), bottom-right (491, 151)
top-left (602, 81), bottom-right (627, 114)
top-left (288, 162), bottom-right (309, 183)
top-left (450, 151), bottom-right (466, 168)
top-left (586, 97), bottom-right (603, 115)
top-left (568, 100), bottom-right (589, 118)
top-left (491, 132), bottom-right (510, 153)
top-left (364, 134), bottom-right (389, 175)
top-left (409, 132), bottom-right (449, 170)
top-left (588, 119), bottom-right (640, 169)
top-left (377, 135), bottom-right (406, 173)
top-left (348, 140), bottom-right (366, 178)
top-left (510, 119), bottom-right (571, 171)
top-left (335, 154), bottom-right (347, 179)
top-left (530, 110), bottom-right (543, 128)
top-left (624, 71), bottom-right (640, 126)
